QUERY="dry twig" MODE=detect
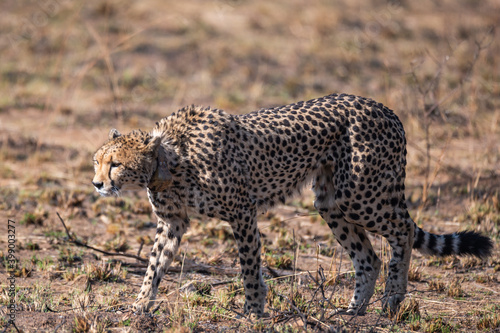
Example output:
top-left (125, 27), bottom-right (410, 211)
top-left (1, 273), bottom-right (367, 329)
top-left (56, 212), bottom-right (290, 278)
top-left (56, 212), bottom-right (147, 263)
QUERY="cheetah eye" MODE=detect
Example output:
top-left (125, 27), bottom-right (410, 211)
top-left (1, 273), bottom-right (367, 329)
top-left (93, 159), bottom-right (99, 166)
top-left (110, 162), bottom-right (122, 168)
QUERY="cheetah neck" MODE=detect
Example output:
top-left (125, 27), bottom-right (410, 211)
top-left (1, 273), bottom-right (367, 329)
top-left (147, 145), bottom-right (173, 192)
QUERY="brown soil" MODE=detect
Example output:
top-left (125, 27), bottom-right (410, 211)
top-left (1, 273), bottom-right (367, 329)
top-left (0, 0), bottom-right (499, 332)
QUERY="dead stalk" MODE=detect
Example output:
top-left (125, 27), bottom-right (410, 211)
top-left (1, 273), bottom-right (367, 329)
top-left (409, 27), bottom-right (494, 207)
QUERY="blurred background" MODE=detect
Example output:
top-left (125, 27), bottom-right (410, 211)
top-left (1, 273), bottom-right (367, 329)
top-left (1, 0), bottom-right (499, 214)
top-left (0, 0), bottom-right (499, 330)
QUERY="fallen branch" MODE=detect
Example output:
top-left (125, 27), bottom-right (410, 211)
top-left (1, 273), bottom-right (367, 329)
top-left (0, 321), bottom-right (21, 333)
top-left (56, 212), bottom-right (288, 278)
top-left (125, 258), bottom-right (293, 278)
top-left (56, 212), bottom-right (147, 263)
top-left (171, 259), bottom-right (240, 276)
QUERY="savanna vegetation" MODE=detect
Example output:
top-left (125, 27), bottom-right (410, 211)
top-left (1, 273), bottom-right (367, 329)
top-left (0, 0), bottom-right (499, 331)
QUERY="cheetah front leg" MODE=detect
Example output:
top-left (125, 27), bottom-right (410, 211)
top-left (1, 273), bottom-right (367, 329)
top-left (230, 212), bottom-right (268, 318)
top-left (133, 213), bottom-right (189, 313)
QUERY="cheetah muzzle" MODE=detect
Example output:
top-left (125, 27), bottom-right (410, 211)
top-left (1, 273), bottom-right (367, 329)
top-left (92, 93), bottom-right (493, 317)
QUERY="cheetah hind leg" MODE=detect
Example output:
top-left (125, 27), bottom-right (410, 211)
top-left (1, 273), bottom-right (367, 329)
top-left (380, 215), bottom-right (414, 315)
top-left (313, 174), bottom-right (382, 315)
top-left (316, 207), bottom-right (381, 315)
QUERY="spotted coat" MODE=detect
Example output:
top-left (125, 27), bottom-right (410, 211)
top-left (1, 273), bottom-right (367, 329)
top-left (92, 93), bottom-right (492, 316)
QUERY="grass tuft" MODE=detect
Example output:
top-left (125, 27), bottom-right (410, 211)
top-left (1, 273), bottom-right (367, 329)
top-left (394, 297), bottom-right (420, 325)
top-left (447, 278), bottom-right (466, 298)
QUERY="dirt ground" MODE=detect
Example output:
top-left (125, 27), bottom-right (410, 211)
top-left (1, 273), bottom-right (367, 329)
top-left (1, 0), bottom-right (499, 332)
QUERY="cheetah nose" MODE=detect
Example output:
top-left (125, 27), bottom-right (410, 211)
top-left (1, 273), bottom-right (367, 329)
top-left (92, 181), bottom-right (103, 189)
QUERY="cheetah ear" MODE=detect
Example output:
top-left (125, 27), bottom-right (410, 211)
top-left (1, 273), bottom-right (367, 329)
top-left (147, 141), bottom-right (172, 192)
top-left (109, 128), bottom-right (122, 140)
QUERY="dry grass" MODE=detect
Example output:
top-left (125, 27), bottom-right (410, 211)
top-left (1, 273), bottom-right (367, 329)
top-left (394, 297), bottom-right (420, 324)
top-left (447, 278), bottom-right (467, 298)
top-left (428, 280), bottom-right (446, 293)
top-left (0, 0), bottom-right (499, 331)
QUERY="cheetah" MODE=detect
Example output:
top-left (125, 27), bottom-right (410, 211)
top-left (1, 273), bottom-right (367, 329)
top-left (92, 93), bottom-right (492, 316)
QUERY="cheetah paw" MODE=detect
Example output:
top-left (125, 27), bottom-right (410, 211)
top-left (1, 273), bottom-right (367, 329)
top-left (236, 312), bottom-right (270, 321)
top-left (132, 298), bottom-right (151, 314)
top-left (332, 307), bottom-right (366, 316)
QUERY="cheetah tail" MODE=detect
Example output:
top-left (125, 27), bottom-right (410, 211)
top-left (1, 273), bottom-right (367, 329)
top-left (412, 227), bottom-right (493, 258)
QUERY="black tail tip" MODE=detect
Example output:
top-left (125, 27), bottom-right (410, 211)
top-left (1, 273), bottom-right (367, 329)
top-left (457, 230), bottom-right (494, 258)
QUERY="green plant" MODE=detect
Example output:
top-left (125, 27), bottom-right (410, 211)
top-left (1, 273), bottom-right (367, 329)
top-left (58, 247), bottom-right (82, 265)
top-left (20, 212), bottom-right (45, 226)
top-left (476, 311), bottom-right (500, 330)
top-left (35, 256), bottom-right (54, 271)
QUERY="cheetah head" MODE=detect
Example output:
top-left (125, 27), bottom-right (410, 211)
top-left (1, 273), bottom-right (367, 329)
top-left (92, 129), bottom-right (171, 196)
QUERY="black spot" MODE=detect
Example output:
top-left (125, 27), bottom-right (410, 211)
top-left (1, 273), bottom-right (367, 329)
top-left (349, 213), bottom-right (360, 221)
